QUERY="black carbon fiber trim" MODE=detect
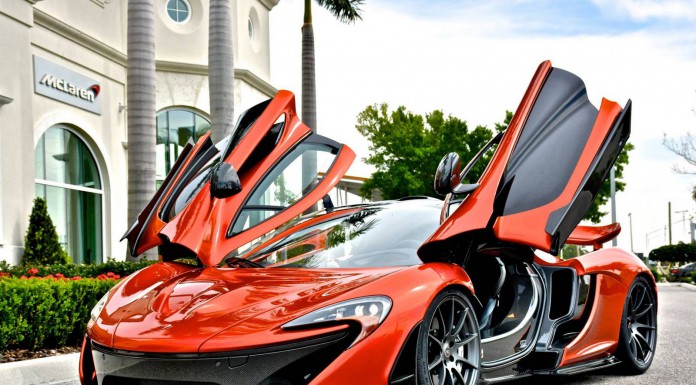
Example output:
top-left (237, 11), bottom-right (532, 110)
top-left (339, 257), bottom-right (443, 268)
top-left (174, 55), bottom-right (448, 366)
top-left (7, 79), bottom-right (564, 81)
top-left (92, 331), bottom-right (350, 385)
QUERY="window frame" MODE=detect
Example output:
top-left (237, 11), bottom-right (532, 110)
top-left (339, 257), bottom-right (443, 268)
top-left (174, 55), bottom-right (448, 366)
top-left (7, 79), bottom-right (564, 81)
top-left (34, 124), bottom-right (105, 264)
top-left (227, 133), bottom-right (343, 238)
top-left (165, 0), bottom-right (192, 24)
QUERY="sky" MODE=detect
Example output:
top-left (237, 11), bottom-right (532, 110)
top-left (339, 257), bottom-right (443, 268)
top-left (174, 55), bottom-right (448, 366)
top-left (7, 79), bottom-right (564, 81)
top-left (268, 0), bottom-right (696, 255)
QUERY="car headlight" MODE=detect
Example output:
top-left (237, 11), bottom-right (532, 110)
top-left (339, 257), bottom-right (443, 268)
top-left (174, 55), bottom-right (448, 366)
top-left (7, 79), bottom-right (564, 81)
top-left (282, 296), bottom-right (392, 347)
top-left (90, 290), bottom-right (111, 322)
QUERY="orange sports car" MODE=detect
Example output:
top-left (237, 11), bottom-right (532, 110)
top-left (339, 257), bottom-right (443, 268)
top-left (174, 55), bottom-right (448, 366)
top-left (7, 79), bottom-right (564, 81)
top-left (80, 61), bottom-right (657, 385)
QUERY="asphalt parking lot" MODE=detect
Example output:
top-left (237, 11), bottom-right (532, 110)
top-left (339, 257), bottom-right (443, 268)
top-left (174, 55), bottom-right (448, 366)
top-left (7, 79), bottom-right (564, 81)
top-left (511, 285), bottom-right (696, 385)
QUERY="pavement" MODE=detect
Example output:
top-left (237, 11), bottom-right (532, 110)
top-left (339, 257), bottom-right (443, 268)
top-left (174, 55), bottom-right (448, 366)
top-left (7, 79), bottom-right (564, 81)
top-left (0, 353), bottom-right (79, 385)
top-left (1, 283), bottom-right (694, 385)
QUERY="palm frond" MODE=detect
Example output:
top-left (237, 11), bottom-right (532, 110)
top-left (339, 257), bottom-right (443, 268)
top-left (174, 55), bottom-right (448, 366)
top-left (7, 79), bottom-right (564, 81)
top-left (316, 0), bottom-right (365, 23)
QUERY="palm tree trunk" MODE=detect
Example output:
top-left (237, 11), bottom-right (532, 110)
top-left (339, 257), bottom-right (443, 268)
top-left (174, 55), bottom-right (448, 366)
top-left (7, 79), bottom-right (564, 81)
top-left (302, 0), bottom-right (318, 207)
top-left (127, 0), bottom-right (157, 260)
top-left (209, 0), bottom-right (235, 143)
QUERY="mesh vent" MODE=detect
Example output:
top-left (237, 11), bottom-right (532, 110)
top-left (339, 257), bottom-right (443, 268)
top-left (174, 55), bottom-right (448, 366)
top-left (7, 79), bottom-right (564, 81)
top-left (103, 377), bottom-right (218, 385)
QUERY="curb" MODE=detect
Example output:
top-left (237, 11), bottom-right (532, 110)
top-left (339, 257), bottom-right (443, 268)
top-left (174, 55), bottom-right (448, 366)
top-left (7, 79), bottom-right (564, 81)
top-left (0, 353), bottom-right (79, 385)
top-left (656, 282), bottom-right (696, 291)
top-left (676, 282), bottom-right (696, 291)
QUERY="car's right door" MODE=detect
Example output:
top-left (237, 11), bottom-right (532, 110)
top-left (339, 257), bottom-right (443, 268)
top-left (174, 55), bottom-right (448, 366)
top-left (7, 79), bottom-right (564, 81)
top-left (419, 61), bottom-right (631, 259)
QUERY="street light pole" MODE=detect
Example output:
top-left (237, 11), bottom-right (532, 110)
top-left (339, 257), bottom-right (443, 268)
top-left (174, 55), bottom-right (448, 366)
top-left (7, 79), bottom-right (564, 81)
top-left (668, 202), bottom-right (672, 245)
top-left (610, 167), bottom-right (617, 246)
top-left (628, 213), bottom-right (634, 253)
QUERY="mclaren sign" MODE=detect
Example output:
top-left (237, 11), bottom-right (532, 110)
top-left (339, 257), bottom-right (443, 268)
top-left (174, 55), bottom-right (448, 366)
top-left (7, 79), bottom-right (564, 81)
top-left (33, 56), bottom-right (102, 115)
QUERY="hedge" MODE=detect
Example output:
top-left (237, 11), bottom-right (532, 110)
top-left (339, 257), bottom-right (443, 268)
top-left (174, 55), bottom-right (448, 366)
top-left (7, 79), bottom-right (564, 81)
top-left (0, 258), bottom-right (155, 279)
top-left (0, 276), bottom-right (119, 350)
top-left (648, 243), bottom-right (696, 264)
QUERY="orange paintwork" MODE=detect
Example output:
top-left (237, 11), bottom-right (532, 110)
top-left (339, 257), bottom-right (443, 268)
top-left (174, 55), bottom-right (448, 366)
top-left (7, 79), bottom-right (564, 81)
top-left (533, 247), bottom-right (655, 367)
top-left (86, 261), bottom-right (474, 356)
top-left (566, 223), bottom-right (622, 250)
top-left (78, 335), bottom-right (96, 384)
top-left (126, 132), bottom-right (213, 257)
top-left (160, 92), bottom-right (355, 267)
top-left (560, 274), bottom-right (625, 366)
top-left (124, 90), bottom-right (356, 266)
top-left (493, 98), bottom-right (622, 252)
top-left (82, 62), bottom-right (651, 384)
top-left (420, 61), bottom-right (552, 255)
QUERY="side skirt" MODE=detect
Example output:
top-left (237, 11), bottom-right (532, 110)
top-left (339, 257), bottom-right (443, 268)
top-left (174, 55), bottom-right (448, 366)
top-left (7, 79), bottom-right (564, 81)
top-left (536, 355), bottom-right (621, 376)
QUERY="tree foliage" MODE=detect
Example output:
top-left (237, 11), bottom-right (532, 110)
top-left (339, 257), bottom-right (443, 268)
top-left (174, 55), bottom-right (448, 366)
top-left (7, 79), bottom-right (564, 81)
top-left (357, 104), bottom-right (632, 223)
top-left (648, 242), bottom-right (696, 263)
top-left (315, 0), bottom-right (364, 23)
top-left (356, 104), bottom-right (507, 200)
top-left (23, 197), bottom-right (70, 266)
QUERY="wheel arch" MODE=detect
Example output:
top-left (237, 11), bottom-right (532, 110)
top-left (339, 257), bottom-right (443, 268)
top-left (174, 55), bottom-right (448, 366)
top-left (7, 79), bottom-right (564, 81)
top-left (441, 283), bottom-right (483, 318)
top-left (635, 271), bottom-right (658, 312)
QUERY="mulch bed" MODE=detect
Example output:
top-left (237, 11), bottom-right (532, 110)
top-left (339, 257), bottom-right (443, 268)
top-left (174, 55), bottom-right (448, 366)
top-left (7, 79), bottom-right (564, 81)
top-left (0, 346), bottom-right (80, 363)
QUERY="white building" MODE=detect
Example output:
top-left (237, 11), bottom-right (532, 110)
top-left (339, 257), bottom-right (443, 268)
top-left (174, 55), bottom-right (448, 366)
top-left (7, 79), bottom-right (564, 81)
top-left (0, 0), bottom-right (278, 265)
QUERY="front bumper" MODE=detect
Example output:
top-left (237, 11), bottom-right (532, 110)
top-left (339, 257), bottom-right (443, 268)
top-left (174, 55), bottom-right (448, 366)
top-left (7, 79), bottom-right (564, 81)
top-left (85, 331), bottom-right (352, 385)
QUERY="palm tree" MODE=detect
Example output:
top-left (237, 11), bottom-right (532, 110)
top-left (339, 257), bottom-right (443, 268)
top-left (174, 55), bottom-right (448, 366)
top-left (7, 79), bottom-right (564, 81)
top-left (301, 0), bottom-right (364, 192)
top-left (209, 0), bottom-right (235, 143)
top-left (127, 0), bottom-right (157, 260)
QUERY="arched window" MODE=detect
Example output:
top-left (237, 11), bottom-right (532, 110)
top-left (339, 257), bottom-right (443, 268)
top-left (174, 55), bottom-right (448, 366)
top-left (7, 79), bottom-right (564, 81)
top-left (35, 125), bottom-right (103, 264)
top-left (156, 108), bottom-right (211, 187)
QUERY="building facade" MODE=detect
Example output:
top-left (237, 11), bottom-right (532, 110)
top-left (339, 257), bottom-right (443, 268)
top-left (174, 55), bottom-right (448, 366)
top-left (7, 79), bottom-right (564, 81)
top-left (0, 0), bottom-right (278, 265)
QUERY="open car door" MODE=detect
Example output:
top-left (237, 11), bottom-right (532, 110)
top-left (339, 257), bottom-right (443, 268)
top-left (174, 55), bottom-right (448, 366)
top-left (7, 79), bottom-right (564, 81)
top-left (123, 91), bottom-right (355, 266)
top-left (419, 61), bottom-right (631, 260)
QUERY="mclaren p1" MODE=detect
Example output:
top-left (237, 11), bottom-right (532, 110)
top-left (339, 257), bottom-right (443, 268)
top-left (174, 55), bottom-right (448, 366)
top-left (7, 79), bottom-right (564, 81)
top-left (79, 60), bottom-right (657, 385)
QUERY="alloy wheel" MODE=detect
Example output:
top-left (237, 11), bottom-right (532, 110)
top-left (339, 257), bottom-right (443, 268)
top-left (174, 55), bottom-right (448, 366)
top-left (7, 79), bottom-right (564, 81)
top-left (625, 280), bottom-right (657, 365)
top-left (425, 295), bottom-right (480, 385)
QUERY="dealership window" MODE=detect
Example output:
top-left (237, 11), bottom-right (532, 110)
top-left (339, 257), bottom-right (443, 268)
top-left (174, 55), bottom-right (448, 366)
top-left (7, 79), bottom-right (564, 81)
top-left (156, 108), bottom-right (211, 187)
top-left (35, 125), bottom-right (103, 264)
top-left (166, 0), bottom-right (191, 24)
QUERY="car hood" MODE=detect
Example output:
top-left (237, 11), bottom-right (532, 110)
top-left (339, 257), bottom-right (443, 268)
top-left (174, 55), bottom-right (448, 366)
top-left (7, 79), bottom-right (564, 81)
top-left (92, 262), bottom-right (401, 353)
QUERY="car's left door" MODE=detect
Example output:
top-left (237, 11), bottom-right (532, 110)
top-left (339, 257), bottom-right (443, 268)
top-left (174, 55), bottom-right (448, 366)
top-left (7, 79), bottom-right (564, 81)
top-left (123, 91), bottom-right (355, 266)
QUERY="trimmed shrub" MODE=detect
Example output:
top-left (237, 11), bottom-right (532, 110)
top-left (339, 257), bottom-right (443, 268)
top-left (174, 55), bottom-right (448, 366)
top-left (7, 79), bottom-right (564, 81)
top-left (22, 197), bottom-right (70, 265)
top-left (648, 243), bottom-right (696, 264)
top-left (0, 258), bottom-right (155, 279)
top-left (0, 276), bottom-right (118, 350)
top-left (691, 271), bottom-right (696, 284)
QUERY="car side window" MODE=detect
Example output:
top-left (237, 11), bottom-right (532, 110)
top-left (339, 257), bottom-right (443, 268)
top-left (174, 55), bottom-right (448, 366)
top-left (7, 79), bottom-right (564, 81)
top-left (229, 142), bottom-right (337, 235)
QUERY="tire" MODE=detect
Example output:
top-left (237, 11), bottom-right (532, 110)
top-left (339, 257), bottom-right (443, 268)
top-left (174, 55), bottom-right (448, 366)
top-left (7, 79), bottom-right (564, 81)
top-left (416, 289), bottom-right (481, 385)
top-left (615, 275), bottom-right (657, 374)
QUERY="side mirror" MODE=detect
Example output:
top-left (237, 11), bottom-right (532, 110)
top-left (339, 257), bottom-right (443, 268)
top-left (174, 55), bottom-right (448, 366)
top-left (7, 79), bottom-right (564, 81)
top-left (434, 153), bottom-right (461, 196)
top-left (210, 162), bottom-right (242, 199)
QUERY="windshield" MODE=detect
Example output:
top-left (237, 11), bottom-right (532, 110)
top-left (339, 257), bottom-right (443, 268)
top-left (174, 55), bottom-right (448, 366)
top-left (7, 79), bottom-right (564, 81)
top-left (238, 201), bottom-right (441, 269)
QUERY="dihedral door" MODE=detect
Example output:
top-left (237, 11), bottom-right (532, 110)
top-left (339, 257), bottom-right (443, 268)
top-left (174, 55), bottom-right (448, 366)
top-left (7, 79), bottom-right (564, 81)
top-left (420, 61), bottom-right (631, 258)
top-left (123, 91), bottom-right (355, 266)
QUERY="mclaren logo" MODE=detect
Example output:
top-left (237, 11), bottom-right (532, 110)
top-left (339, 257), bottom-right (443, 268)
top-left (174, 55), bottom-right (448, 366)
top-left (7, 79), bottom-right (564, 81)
top-left (39, 74), bottom-right (100, 102)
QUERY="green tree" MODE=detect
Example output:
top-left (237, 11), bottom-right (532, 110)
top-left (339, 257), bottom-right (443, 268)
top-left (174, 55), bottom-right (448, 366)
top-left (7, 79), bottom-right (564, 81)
top-left (649, 242), bottom-right (696, 264)
top-left (357, 104), bottom-right (632, 224)
top-left (356, 104), bottom-right (504, 200)
top-left (23, 198), bottom-right (70, 266)
top-left (560, 244), bottom-right (590, 259)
